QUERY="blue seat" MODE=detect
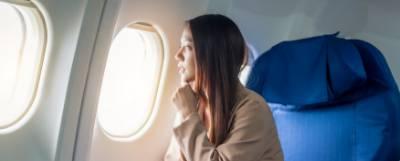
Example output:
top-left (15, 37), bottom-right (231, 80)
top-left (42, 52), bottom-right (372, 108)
top-left (246, 33), bottom-right (400, 161)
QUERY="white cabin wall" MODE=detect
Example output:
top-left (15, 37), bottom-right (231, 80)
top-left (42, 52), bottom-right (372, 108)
top-left (33, 0), bottom-right (89, 159)
top-left (207, 0), bottom-right (231, 15)
top-left (286, 0), bottom-right (368, 39)
top-left (226, 0), bottom-right (299, 55)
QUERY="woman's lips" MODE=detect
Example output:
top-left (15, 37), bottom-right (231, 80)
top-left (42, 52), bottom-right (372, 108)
top-left (178, 66), bottom-right (185, 74)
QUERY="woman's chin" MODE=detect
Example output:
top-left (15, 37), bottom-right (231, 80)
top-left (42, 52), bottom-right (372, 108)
top-left (179, 76), bottom-right (189, 86)
top-left (179, 77), bottom-right (195, 89)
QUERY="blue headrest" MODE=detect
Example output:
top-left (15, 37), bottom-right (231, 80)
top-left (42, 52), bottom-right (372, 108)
top-left (247, 33), bottom-right (398, 107)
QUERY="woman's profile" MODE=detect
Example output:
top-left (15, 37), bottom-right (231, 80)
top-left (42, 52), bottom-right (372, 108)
top-left (164, 14), bottom-right (283, 161)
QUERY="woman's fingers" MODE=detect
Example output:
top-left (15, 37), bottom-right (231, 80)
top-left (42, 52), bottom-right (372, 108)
top-left (172, 84), bottom-right (198, 118)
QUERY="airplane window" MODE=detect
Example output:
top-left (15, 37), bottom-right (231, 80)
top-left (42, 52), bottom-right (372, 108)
top-left (0, 1), bottom-right (46, 130)
top-left (239, 43), bottom-right (258, 84)
top-left (97, 23), bottom-right (164, 139)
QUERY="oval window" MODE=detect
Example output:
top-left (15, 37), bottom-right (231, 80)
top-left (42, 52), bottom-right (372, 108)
top-left (97, 22), bottom-right (164, 139)
top-left (0, 1), bottom-right (47, 130)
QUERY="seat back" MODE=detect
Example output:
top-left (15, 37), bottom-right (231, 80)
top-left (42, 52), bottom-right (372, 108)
top-left (246, 34), bottom-right (400, 161)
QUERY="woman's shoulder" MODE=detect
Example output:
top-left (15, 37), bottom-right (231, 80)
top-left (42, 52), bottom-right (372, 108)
top-left (227, 84), bottom-right (276, 136)
top-left (233, 84), bottom-right (271, 116)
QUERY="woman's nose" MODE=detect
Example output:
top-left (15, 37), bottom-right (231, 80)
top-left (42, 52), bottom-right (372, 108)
top-left (175, 48), bottom-right (183, 61)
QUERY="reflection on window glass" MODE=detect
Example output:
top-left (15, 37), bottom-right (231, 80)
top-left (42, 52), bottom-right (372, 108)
top-left (0, 2), bottom-right (46, 129)
top-left (97, 23), bottom-right (163, 139)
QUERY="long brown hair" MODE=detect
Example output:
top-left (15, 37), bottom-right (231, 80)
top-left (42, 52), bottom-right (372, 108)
top-left (187, 14), bottom-right (246, 145)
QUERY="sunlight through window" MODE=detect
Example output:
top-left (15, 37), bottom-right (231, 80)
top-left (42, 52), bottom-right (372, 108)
top-left (0, 2), bottom-right (46, 130)
top-left (97, 23), bottom-right (163, 139)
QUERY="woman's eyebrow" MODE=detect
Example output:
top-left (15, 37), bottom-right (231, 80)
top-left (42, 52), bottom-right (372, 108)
top-left (181, 37), bottom-right (193, 44)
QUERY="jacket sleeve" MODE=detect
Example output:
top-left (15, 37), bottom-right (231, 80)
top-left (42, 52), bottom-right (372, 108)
top-left (163, 136), bottom-right (182, 161)
top-left (173, 101), bottom-right (283, 161)
top-left (164, 115), bottom-right (187, 161)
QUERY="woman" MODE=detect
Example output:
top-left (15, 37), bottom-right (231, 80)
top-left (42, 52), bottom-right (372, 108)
top-left (164, 14), bottom-right (283, 161)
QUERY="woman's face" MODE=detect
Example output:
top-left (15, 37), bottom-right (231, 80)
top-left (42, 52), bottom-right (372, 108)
top-left (175, 26), bottom-right (196, 85)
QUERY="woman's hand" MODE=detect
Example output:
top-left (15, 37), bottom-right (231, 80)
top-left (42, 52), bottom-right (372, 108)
top-left (172, 84), bottom-right (198, 119)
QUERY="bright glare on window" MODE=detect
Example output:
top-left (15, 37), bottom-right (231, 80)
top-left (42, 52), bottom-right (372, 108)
top-left (0, 2), bottom-right (46, 129)
top-left (97, 23), bottom-right (163, 138)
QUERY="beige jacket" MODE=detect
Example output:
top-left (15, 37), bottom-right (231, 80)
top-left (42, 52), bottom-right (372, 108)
top-left (164, 84), bottom-right (283, 161)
